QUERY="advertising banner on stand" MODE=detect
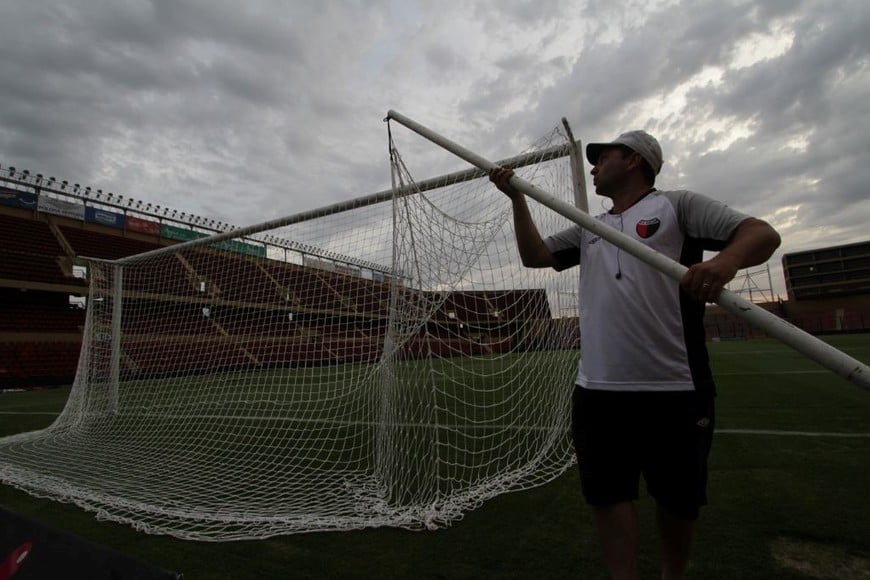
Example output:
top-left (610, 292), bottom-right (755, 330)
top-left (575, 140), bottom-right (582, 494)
top-left (161, 224), bottom-right (207, 242)
top-left (126, 216), bottom-right (162, 236)
top-left (85, 207), bottom-right (125, 229)
top-left (0, 187), bottom-right (38, 210)
top-left (38, 195), bottom-right (85, 221)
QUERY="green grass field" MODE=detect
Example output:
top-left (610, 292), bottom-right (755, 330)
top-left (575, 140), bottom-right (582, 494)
top-left (2, 335), bottom-right (870, 579)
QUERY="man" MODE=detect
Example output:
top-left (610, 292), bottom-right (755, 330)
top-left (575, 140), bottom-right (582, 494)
top-left (490, 130), bottom-right (780, 580)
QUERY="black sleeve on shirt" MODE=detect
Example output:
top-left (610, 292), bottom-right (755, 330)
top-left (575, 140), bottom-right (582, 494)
top-left (551, 247), bottom-right (581, 272)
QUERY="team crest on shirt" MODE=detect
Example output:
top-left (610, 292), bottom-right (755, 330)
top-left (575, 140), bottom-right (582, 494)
top-left (636, 218), bottom-right (661, 239)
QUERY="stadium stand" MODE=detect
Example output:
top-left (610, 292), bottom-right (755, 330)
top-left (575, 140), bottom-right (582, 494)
top-left (123, 339), bottom-right (252, 376)
top-left (0, 292), bottom-right (85, 334)
top-left (263, 261), bottom-right (351, 313)
top-left (0, 253), bottom-right (78, 286)
top-left (123, 257), bottom-right (202, 297)
top-left (0, 341), bottom-right (81, 387)
top-left (0, 214), bottom-right (66, 255)
top-left (59, 225), bottom-right (164, 260)
top-left (0, 214), bottom-right (82, 287)
top-left (2, 191), bottom-right (868, 389)
top-left (120, 300), bottom-right (217, 336)
top-left (183, 249), bottom-right (283, 304)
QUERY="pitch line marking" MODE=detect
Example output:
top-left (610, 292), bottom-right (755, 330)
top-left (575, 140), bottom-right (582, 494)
top-left (715, 370), bottom-right (850, 375)
top-left (716, 429), bottom-right (870, 438)
top-left (1, 411), bottom-right (869, 438)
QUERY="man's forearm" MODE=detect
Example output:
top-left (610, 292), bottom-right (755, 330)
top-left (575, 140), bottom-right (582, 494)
top-left (682, 217), bottom-right (781, 301)
top-left (512, 196), bottom-right (555, 268)
top-left (490, 166), bottom-right (555, 268)
top-left (718, 218), bottom-right (781, 269)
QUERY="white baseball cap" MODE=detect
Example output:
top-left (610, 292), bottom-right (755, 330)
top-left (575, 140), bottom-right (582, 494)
top-left (586, 130), bottom-right (663, 175)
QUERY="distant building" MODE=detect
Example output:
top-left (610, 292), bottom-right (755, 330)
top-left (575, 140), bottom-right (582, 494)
top-left (782, 240), bottom-right (870, 300)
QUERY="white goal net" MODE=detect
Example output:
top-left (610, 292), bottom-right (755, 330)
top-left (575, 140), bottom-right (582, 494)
top-left (0, 125), bottom-right (582, 540)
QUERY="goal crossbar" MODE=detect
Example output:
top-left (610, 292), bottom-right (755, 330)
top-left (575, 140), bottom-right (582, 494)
top-left (111, 141), bottom-right (574, 267)
top-left (385, 109), bottom-right (870, 390)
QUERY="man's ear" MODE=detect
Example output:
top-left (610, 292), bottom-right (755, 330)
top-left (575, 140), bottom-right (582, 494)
top-left (626, 152), bottom-right (644, 171)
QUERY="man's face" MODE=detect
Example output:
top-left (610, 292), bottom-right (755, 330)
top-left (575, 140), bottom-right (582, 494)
top-left (590, 147), bottom-right (633, 197)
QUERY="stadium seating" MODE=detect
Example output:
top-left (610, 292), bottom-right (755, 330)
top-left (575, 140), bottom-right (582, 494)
top-left (59, 226), bottom-right (163, 260)
top-left (0, 252), bottom-right (80, 286)
top-left (183, 250), bottom-right (283, 304)
top-left (0, 301), bottom-right (85, 333)
top-left (262, 262), bottom-right (349, 312)
top-left (0, 214), bottom-right (65, 256)
top-left (120, 300), bottom-right (217, 336)
top-left (0, 341), bottom-right (80, 386)
top-left (122, 257), bottom-right (202, 296)
top-left (6, 206), bottom-right (867, 388)
top-left (122, 339), bottom-right (251, 376)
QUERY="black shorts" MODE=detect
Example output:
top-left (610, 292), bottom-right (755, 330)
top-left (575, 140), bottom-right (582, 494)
top-left (571, 386), bottom-right (715, 520)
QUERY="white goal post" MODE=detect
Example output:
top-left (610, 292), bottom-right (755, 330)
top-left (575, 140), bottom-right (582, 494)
top-left (0, 124), bottom-right (585, 540)
top-left (385, 109), bottom-right (870, 391)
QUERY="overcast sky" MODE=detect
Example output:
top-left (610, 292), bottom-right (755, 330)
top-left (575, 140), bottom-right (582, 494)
top-left (1, 0), bottom-right (868, 298)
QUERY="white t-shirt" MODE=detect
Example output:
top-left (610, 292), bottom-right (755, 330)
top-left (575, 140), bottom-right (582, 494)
top-left (544, 190), bottom-right (749, 392)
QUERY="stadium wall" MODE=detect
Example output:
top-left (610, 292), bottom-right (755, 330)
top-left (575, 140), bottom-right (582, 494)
top-left (0, 207), bottom-right (557, 386)
top-left (705, 294), bottom-right (870, 339)
top-left (3, 202), bottom-right (869, 387)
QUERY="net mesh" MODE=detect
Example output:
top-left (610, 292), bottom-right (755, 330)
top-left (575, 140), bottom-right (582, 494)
top-left (0, 126), bottom-right (581, 540)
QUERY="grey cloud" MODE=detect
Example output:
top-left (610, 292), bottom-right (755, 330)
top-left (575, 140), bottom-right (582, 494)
top-left (532, 1), bottom-right (797, 140)
top-left (692, 4), bottom-right (870, 130)
top-left (0, 0), bottom-right (393, 225)
top-left (448, 0), bottom-right (868, 300)
top-left (0, 0), bottom-right (867, 267)
top-left (674, 2), bottom-right (870, 216)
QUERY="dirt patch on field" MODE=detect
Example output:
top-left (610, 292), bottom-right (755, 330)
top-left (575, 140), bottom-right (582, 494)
top-left (771, 536), bottom-right (870, 579)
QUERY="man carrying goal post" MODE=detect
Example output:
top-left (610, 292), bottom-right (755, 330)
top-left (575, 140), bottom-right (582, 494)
top-left (490, 130), bottom-right (781, 580)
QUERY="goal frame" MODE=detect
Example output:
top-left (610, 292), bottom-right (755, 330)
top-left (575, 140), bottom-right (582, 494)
top-left (385, 109), bottom-right (870, 391)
